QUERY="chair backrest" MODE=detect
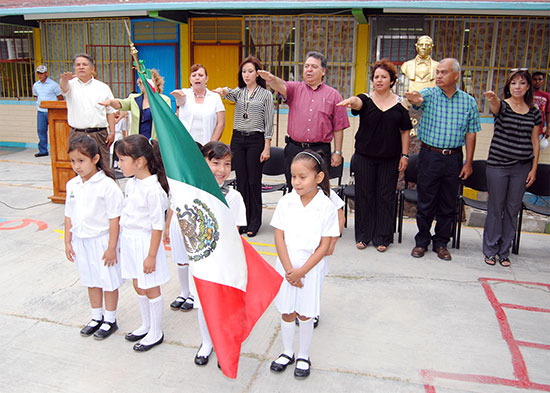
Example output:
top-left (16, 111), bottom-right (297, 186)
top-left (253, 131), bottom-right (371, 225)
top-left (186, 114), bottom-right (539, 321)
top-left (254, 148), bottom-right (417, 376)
top-left (262, 146), bottom-right (285, 176)
top-left (526, 163), bottom-right (550, 197)
top-left (463, 160), bottom-right (488, 192)
top-left (404, 153), bottom-right (419, 184)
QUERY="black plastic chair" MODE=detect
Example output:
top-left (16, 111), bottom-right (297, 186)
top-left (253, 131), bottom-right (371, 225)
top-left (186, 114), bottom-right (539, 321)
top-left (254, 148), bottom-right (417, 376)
top-left (261, 146), bottom-right (287, 195)
top-left (341, 154), bottom-right (356, 228)
top-left (397, 153), bottom-right (418, 243)
top-left (455, 160), bottom-right (488, 249)
top-left (514, 164), bottom-right (550, 254)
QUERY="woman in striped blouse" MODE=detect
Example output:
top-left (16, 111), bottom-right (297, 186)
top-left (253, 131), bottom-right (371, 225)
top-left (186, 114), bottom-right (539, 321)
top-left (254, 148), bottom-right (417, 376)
top-left (214, 57), bottom-right (274, 237)
top-left (482, 69), bottom-right (541, 267)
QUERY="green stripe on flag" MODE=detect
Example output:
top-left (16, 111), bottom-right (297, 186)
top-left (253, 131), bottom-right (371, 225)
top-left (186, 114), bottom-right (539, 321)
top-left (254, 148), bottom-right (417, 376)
top-left (137, 70), bottom-right (227, 206)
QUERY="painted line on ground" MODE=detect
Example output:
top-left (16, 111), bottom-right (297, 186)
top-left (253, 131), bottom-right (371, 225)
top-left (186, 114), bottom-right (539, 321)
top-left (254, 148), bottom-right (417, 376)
top-left (421, 277), bottom-right (550, 392)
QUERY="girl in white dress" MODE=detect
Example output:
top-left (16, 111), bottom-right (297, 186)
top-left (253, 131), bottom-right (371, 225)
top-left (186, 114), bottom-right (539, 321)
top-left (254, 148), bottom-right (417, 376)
top-left (65, 134), bottom-right (124, 340)
top-left (270, 150), bottom-right (339, 378)
top-left (116, 134), bottom-right (170, 352)
top-left (193, 141), bottom-right (247, 366)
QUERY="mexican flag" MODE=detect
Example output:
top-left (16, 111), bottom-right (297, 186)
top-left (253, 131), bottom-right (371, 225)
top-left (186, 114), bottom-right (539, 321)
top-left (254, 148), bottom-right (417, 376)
top-left (136, 68), bottom-right (282, 378)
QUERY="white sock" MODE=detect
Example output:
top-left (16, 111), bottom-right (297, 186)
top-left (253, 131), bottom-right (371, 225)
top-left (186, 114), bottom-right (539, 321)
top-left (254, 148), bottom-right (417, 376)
top-left (177, 264), bottom-right (190, 299)
top-left (99, 309), bottom-right (117, 330)
top-left (132, 295), bottom-right (150, 336)
top-left (140, 295), bottom-right (163, 345)
top-left (91, 307), bottom-right (103, 324)
top-left (197, 308), bottom-right (213, 356)
top-left (297, 318), bottom-right (314, 369)
top-left (275, 319), bottom-right (295, 365)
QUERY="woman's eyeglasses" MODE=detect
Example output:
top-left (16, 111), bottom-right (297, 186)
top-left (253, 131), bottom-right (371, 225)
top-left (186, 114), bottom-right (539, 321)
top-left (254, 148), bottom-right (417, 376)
top-left (510, 68), bottom-right (529, 72)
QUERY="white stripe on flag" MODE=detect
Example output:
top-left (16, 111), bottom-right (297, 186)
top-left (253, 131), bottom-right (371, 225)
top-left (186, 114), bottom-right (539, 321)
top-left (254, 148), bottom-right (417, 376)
top-left (168, 179), bottom-right (247, 291)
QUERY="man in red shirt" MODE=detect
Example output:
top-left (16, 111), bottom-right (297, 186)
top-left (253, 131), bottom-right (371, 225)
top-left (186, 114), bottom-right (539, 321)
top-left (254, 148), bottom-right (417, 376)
top-left (259, 51), bottom-right (350, 187)
top-left (533, 71), bottom-right (550, 138)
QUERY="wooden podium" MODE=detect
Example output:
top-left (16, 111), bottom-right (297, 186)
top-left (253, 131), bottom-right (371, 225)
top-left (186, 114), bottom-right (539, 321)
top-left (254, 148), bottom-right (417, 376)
top-left (40, 101), bottom-right (75, 204)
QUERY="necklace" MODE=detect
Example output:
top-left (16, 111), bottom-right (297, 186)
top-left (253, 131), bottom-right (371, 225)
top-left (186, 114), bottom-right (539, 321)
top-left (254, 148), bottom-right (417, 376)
top-left (194, 91), bottom-right (205, 99)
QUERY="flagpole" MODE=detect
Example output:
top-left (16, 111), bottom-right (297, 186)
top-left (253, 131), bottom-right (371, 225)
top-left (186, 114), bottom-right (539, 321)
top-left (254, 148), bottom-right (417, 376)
top-left (123, 20), bottom-right (143, 76)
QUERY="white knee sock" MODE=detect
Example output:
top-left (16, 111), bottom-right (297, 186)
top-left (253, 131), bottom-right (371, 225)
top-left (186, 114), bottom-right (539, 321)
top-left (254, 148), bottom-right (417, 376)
top-left (177, 264), bottom-right (190, 299)
top-left (132, 295), bottom-right (150, 336)
top-left (91, 307), bottom-right (103, 322)
top-left (297, 318), bottom-right (314, 369)
top-left (103, 309), bottom-right (116, 323)
top-left (140, 295), bottom-right (163, 345)
top-left (197, 308), bottom-right (213, 356)
top-left (275, 319), bottom-right (295, 365)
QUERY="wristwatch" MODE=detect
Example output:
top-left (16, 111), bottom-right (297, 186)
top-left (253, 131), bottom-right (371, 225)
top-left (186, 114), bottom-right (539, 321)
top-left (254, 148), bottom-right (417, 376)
top-left (333, 151), bottom-right (342, 155)
top-left (401, 153), bottom-right (409, 159)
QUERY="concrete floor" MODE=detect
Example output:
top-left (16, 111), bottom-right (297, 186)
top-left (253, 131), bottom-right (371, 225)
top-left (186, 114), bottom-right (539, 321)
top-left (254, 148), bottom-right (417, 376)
top-left (1, 146), bottom-right (550, 393)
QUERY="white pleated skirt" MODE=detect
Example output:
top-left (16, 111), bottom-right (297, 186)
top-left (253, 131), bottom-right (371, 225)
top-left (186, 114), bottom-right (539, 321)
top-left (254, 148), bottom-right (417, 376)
top-left (169, 215), bottom-right (189, 265)
top-left (273, 253), bottom-right (325, 318)
top-left (120, 230), bottom-right (170, 290)
top-left (72, 233), bottom-right (123, 291)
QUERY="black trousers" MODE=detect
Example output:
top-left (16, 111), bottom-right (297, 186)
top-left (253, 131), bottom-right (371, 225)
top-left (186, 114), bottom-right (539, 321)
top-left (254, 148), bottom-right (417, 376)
top-left (354, 153), bottom-right (400, 247)
top-left (283, 140), bottom-right (331, 190)
top-left (230, 131), bottom-right (264, 233)
top-left (415, 147), bottom-right (462, 249)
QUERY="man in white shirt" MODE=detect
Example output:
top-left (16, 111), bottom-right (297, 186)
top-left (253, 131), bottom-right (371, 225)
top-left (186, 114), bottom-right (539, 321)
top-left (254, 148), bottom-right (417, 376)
top-left (60, 53), bottom-right (116, 169)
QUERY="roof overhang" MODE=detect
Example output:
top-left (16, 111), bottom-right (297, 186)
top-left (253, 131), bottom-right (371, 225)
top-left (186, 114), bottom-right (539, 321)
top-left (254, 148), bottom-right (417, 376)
top-left (1, 1), bottom-right (549, 20)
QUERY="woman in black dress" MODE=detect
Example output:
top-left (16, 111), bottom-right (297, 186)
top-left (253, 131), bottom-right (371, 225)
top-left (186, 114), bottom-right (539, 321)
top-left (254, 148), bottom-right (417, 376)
top-left (338, 59), bottom-right (412, 252)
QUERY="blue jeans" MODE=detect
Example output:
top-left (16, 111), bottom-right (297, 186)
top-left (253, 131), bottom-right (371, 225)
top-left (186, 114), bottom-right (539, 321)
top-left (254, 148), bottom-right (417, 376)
top-left (37, 111), bottom-right (49, 154)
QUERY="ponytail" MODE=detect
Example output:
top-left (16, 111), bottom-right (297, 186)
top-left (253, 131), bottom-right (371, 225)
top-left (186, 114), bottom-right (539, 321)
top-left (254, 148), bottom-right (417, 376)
top-left (115, 134), bottom-right (170, 194)
top-left (149, 139), bottom-right (170, 195)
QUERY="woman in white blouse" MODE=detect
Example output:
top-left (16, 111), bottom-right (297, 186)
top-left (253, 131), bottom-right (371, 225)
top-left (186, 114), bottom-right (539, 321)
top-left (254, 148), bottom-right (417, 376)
top-left (171, 64), bottom-right (225, 145)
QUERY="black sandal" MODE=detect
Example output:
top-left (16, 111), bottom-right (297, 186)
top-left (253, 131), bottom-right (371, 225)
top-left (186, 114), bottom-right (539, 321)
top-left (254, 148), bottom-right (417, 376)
top-left (270, 353), bottom-right (295, 372)
top-left (294, 357), bottom-right (311, 378)
top-left (484, 255), bottom-right (496, 266)
top-left (499, 257), bottom-right (511, 267)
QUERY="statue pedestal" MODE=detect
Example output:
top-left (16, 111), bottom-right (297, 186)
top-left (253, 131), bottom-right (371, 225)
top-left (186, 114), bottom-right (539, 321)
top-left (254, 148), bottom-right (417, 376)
top-left (40, 101), bottom-right (75, 204)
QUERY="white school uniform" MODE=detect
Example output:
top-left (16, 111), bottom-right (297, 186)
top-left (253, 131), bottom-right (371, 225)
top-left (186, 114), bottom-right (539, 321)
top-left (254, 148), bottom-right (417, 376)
top-left (119, 175), bottom-right (170, 289)
top-left (65, 170), bottom-right (124, 291)
top-left (324, 189), bottom-right (345, 277)
top-left (271, 189), bottom-right (339, 318)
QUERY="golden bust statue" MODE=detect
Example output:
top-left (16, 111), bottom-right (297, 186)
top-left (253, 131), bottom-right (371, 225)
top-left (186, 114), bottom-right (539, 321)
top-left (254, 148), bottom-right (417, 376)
top-left (401, 35), bottom-right (439, 92)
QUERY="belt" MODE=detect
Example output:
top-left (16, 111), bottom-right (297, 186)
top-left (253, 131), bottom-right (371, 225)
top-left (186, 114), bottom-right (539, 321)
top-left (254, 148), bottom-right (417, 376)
top-left (234, 129), bottom-right (263, 137)
top-left (287, 136), bottom-right (329, 149)
top-left (421, 142), bottom-right (462, 155)
top-left (71, 127), bottom-right (107, 133)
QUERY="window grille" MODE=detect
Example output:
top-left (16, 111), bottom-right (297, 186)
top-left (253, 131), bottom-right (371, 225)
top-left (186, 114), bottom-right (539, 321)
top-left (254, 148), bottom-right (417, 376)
top-left (40, 18), bottom-right (133, 99)
top-left (243, 15), bottom-right (356, 100)
top-left (0, 24), bottom-right (34, 100)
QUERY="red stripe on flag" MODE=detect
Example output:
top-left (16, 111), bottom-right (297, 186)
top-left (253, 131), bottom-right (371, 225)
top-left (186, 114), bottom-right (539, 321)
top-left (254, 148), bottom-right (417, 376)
top-left (194, 237), bottom-right (283, 379)
top-left (194, 277), bottom-right (244, 379)
top-left (242, 237), bottom-right (283, 340)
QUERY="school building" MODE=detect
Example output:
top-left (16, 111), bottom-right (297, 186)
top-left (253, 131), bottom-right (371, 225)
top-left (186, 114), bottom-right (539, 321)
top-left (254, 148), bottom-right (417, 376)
top-left (1, 0), bottom-right (550, 163)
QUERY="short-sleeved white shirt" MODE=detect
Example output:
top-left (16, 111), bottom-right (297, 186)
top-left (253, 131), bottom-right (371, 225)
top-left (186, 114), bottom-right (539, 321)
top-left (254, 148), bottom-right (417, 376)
top-left (63, 77), bottom-right (116, 129)
top-left (120, 175), bottom-right (168, 232)
top-left (65, 170), bottom-right (123, 238)
top-left (271, 189), bottom-right (339, 267)
top-left (226, 188), bottom-right (247, 227)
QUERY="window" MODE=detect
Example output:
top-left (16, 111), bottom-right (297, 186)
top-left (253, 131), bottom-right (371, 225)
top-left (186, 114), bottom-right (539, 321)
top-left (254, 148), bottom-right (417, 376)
top-left (0, 24), bottom-right (34, 100)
